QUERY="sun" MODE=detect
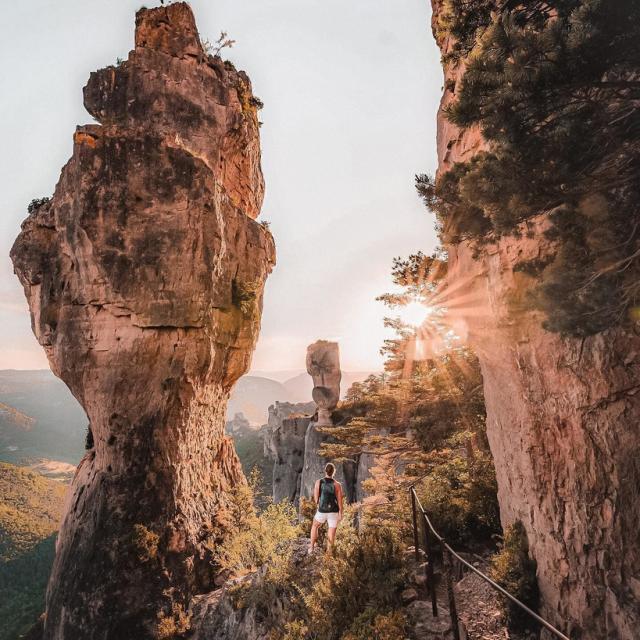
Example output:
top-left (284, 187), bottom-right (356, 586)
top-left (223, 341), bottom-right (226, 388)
top-left (397, 301), bottom-right (434, 328)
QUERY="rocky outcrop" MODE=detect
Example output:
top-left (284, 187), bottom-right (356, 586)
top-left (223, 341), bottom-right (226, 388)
top-left (299, 422), bottom-right (357, 503)
top-left (306, 340), bottom-right (341, 425)
top-left (263, 343), bottom-right (364, 505)
top-left (263, 401), bottom-right (315, 504)
top-left (10, 4), bottom-right (274, 639)
top-left (299, 341), bottom-right (360, 502)
top-left (431, 3), bottom-right (640, 637)
top-left (189, 538), bottom-right (316, 640)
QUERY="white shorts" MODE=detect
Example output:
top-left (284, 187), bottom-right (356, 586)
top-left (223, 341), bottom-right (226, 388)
top-left (314, 511), bottom-right (340, 528)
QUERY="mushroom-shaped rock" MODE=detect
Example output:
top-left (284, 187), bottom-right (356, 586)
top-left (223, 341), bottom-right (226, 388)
top-left (306, 340), bottom-right (341, 425)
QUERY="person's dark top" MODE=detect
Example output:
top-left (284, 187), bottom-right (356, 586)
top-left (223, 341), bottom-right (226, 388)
top-left (318, 477), bottom-right (339, 513)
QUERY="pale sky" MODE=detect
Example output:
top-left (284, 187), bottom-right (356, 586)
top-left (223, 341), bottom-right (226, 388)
top-left (0, 0), bottom-right (442, 372)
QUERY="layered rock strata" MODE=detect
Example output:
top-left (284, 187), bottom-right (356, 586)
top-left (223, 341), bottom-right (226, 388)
top-left (431, 3), bottom-right (640, 637)
top-left (10, 4), bottom-right (274, 639)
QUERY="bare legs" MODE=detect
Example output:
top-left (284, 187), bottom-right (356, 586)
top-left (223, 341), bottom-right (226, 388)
top-left (309, 519), bottom-right (320, 553)
top-left (327, 526), bottom-right (337, 554)
top-left (309, 521), bottom-right (338, 555)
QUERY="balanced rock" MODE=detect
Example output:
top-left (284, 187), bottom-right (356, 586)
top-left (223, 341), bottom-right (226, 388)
top-left (10, 4), bottom-right (274, 639)
top-left (306, 340), bottom-right (341, 425)
top-left (299, 341), bottom-right (359, 501)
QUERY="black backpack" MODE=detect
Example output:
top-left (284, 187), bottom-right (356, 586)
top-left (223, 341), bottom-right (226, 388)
top-left (318, 477), bottom-right (339, 513)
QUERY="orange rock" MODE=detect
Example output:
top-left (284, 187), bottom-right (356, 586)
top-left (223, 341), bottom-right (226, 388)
top-left (11, 3), bottom-right (274, 638)
top-left (430, 2), bottom-right (640, 636)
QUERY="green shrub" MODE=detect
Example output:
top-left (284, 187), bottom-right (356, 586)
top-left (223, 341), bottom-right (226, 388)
top-left (231, 516), bottom-right (406, 640)
top-left (279, 619), bottom-right (309, 640)
top-left (416, 448), bottom-right (500, 546)
top-left (298, 496), bottom-right (325, 546)
top-left (425, 1), bottom-right (640, 337)
top-left (131, 524), bottom-right (159, 563)
top-left (27, 197), bottom-right (50, 214)
top-left (214, 500), bottom-right (299, 573)
top-left (490, 521), bottom-right (540, 632)
top-left (230, 546), bottom-right (302, 625)
top-left (155, 602), bottom-right (190, 639)
top-left (231, 279), bottom-right (260, 316)
top-left (342, 608), bottom-right (408, 640)
top-left (303, 524), bottom-right (407, 640)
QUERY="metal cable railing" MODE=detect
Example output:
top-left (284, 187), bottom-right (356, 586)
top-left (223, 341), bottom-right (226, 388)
top-left (410, 486), bottom-right (570, 640)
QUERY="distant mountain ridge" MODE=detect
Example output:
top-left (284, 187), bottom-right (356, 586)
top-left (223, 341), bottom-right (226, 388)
top-left (0, 369), bottom-right (378, 469)
top-left (227, 376), bottom-right (289, 425)
top-left (0, 370), bottom-right (86, 467)
top-left (0, 402), bottom-right (35, 431)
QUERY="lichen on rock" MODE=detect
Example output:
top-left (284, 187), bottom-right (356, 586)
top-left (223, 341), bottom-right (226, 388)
top-left (10, 3), bottom-right (274, 639)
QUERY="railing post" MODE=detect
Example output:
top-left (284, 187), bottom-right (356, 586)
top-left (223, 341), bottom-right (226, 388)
top-left (443, 544), bottom-right (460, 640)
top-left (408, 488), bottom-right (570, 640)
top-left (422, 513), bottom-right (438, 617)
top-left (410, 488), bottom-right (420, 562)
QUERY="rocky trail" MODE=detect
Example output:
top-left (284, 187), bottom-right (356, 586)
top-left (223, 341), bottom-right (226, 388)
top-left (187, 532), bottom-right (525, 640)
top-left (403, 547), bottom-right (526, 640)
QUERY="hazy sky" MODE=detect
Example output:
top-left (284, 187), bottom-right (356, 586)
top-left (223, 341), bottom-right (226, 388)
top-left (0, 0), bottom-right (442, 373)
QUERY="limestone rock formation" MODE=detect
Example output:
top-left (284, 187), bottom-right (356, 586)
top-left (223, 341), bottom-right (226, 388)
top-left (10, 4), bottom-right (274, 639)
top-left (306, 340), bottom-right (341, 425)
top-left (263, 401), bottom-right (315, 504)
top-left (431, 2), bottom-right (640, 637)
top-left (299, 422), bottom-right (357, 503)
top-left (298, 341), bottom-right (359, 502)
top-left (262, 345), bottom-right (362, 505)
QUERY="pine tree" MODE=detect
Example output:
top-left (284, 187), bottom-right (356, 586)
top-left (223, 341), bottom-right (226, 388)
top-left (322, 254), bottom-right (500, 544)
top-left (426, 0), bottom-right (640, 335)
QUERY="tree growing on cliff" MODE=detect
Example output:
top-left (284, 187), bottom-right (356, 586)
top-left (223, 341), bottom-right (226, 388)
top-left (426, 0), bottom-right (640, 336)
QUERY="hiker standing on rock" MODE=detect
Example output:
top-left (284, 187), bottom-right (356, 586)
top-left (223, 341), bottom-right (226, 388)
top-left (308, 462), bottom-right (343, 554)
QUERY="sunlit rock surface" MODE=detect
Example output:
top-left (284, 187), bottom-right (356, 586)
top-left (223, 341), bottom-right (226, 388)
top-left (431, 2), bottom-right (640, 636)
top-left (10, 3), bottom-right (274, 638)
top-left (306, 340), bottom-right (341, 425)
top-left (263, 344), bottom-right (363, 505)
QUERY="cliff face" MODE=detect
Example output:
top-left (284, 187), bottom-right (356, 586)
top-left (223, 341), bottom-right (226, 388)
top-left (10, 4), bottom-right (274, 639)
top-left (263, 402), bottom-right (315, 504)
top-left (431, 4), bottom-right (640, 638)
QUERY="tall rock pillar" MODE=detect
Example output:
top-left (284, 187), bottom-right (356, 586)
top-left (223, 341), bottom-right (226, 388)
top-left (10, 4), bottom-right (274, 638)
top-left (431, 2), bottom-right (640, 637)
top-left (300, 341), bottom-right (352, 499)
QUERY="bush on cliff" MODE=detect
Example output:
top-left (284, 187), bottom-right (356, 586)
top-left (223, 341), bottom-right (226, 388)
top-left (423, 0), bottom-right (640, 336)
top-left (215, 500), bottom-right (299, 573)
top-left (342, 609), bottom-right (408, 640)
top-left (490, 521), bottom-right (540, 632)
top-left (302, 525), bottom-right (407, 640)
top-left (212, 471), bottom-right (300, 574)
